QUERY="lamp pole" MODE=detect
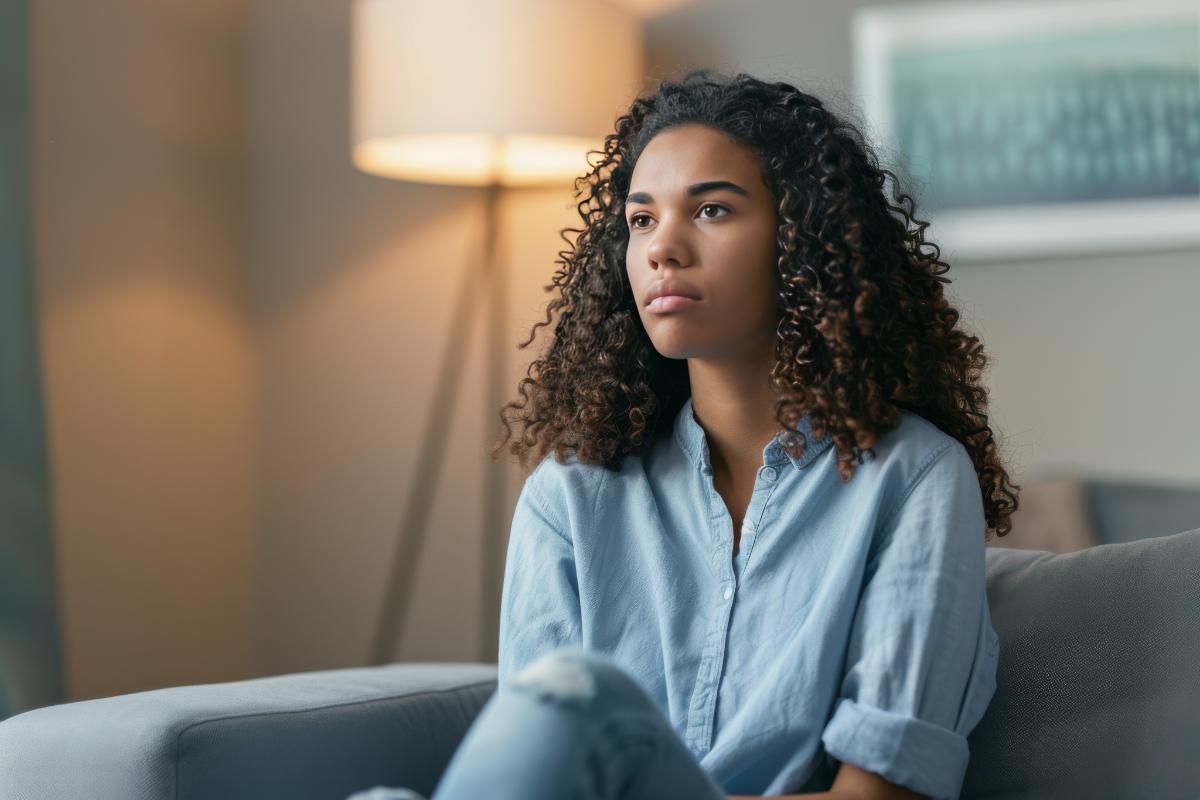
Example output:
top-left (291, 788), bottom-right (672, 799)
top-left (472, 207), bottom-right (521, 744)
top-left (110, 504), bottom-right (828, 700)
top-left (368, 184), bottom-right (506, 667)
top-left (481, 182), bottom-right (508, 664)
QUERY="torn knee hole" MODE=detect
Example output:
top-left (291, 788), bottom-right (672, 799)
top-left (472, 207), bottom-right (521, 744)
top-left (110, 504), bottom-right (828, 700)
top-left (510, 653), bottom-right (598, 704)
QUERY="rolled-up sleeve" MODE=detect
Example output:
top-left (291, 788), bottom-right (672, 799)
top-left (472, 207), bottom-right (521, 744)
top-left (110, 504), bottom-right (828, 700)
top-left (497, 472), bottom-right (583, 686)
top-left (821, 442), bottom-right (1000, 799)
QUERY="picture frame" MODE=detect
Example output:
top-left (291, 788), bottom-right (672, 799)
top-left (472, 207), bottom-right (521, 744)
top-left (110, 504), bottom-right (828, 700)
top-left (852, 0), bottom-right (1200, 262)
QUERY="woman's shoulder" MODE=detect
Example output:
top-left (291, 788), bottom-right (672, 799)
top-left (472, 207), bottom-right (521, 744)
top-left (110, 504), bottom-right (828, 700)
top-left (528, 449), bottom-right (606, 492)
top-left (523, 447), bottom-right (665, 536)
top-left (521, 451), bottom-right (615, 534)
top-left (863, 408), bottom-right (972, 487)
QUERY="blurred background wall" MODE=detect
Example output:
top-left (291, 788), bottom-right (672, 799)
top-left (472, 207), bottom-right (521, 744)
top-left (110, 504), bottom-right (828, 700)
top-left (10, 0), bottom-right (1199, 707)
top-left (29, 0), bottom-right (259, 701)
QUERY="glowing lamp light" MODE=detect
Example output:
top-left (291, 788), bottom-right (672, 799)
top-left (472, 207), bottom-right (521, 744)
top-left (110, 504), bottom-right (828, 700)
top-left (351, 0), bottom-right (642, 188)
top-left (351, 132), bottom-right (609, 188)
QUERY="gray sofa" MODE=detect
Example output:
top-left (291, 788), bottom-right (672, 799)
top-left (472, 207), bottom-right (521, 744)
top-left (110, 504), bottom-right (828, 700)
top-left (2, 528), bottom-right (1198, 800)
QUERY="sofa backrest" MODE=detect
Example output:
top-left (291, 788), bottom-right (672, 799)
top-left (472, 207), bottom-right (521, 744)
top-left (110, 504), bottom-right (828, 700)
top-left (964, 527), bottom-right (1200, 799)
top-left (1086, 481), bottom-right (1200, 546)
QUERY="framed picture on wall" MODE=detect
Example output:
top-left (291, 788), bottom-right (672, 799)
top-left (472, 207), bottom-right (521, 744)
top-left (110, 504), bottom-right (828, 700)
top-left (852, 0), bottom-right (1200, 262)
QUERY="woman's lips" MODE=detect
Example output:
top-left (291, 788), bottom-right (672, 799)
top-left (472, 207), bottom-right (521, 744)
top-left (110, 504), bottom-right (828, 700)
top-left (647, 295), bottom-right (701, 313)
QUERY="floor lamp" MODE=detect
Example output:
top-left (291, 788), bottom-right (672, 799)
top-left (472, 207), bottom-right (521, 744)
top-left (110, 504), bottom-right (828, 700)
top-left (350, 0), bottom-right (642, 667)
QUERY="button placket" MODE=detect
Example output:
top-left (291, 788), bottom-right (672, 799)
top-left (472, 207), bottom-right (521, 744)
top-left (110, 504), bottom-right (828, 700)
top-left (692, 572), bottom-right (737, 755)
top-left (685, 572), bottom-right (736, 757)
top-left (736, 464), bottom-right (785, 584)
top-left (687, 462), bottom-right (739, 757)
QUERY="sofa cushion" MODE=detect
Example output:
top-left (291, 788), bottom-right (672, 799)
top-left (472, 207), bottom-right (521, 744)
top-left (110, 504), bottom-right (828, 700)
top-left (964, 528), bottom-right (1200, 799)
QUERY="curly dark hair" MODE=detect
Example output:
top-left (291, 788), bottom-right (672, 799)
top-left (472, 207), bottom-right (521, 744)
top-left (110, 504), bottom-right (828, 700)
top-left (490, 68), bottom-right (1020, 540)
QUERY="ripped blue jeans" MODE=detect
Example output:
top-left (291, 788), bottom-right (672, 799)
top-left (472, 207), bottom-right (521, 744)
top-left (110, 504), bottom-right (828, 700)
top-left (347, 647), bottom-right (729, 800)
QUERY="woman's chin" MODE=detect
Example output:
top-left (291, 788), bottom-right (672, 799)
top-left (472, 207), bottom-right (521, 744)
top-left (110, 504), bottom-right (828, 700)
top-left (649, 340), bottom-right (699, 361)
top-left (644, 321), bottom-right (709, 360)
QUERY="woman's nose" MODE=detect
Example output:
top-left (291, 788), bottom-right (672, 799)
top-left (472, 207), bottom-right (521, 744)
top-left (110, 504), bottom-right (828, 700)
top-left (645, 217), bottom-right (693, 269)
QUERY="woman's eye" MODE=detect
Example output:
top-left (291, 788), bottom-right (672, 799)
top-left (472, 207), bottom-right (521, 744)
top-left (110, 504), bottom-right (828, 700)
top-left (629, 205), bottom-right (727, 229)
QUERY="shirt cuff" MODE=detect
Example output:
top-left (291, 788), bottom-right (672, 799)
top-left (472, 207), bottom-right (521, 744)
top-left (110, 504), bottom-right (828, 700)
top-left (820, 697), bottom-right (970, 799)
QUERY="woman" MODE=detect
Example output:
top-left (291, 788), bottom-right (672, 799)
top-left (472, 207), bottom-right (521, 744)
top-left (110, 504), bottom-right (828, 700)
top-left (354, 69), bottom-right (1019, 800)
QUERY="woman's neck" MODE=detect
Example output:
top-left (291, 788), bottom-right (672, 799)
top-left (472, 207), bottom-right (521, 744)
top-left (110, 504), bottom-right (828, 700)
top-left (687, 357), bottom-right (782, 476)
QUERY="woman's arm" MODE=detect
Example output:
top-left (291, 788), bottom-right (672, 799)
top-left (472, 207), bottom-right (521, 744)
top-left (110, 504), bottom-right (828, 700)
top-left (497, 473), bottom-right (583, 683)
top-left (760, 442), bottom-right (995, 800)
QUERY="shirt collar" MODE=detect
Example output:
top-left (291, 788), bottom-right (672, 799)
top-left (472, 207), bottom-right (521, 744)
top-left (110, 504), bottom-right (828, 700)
top-left (672, 395), bottom-right (833, 474)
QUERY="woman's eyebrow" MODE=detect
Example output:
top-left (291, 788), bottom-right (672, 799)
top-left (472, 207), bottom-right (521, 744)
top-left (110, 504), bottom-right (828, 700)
top-left (626, 180), bottom-right (750, 206)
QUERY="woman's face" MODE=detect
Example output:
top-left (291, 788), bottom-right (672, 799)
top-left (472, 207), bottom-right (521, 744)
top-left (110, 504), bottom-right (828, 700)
top-left (624, 123), bottom-right (780, 362)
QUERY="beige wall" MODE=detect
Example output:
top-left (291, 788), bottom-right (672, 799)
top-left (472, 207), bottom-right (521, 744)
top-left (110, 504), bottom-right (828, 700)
top-left (645, 0), bottom-right (1200, 485)
top-left (31, 0), bottom-right (260, 699)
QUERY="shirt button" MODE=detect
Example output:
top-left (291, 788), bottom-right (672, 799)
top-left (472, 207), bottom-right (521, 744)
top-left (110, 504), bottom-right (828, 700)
top-left (723, 586), bottom-right (733, 601)
top-left (762, 466), bottom-right (778, 481)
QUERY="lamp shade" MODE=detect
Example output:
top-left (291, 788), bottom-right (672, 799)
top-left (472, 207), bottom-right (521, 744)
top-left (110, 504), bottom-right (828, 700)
top-left (351, 0), bottom-right (644, 187)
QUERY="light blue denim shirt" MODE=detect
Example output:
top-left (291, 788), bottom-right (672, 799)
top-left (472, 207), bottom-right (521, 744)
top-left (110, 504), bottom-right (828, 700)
top-left (498, 395), bottom-right (1000, 799)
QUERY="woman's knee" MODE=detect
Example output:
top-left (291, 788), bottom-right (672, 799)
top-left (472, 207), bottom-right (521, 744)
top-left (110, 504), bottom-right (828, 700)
top-left (507, 648), bottom-right (653, 715)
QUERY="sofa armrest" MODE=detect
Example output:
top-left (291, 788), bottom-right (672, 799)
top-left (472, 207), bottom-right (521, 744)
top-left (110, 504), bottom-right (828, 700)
top-left (0, 662), bottom-right (497, 800)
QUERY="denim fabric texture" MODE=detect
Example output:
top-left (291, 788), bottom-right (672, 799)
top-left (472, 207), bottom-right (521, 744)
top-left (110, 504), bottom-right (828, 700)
top-left (497, 395), bottom-right (1000, 799)
top-left (440, 649), bottom-right (732, 800)
top-left (346, 649), bottom-right (731, 800)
